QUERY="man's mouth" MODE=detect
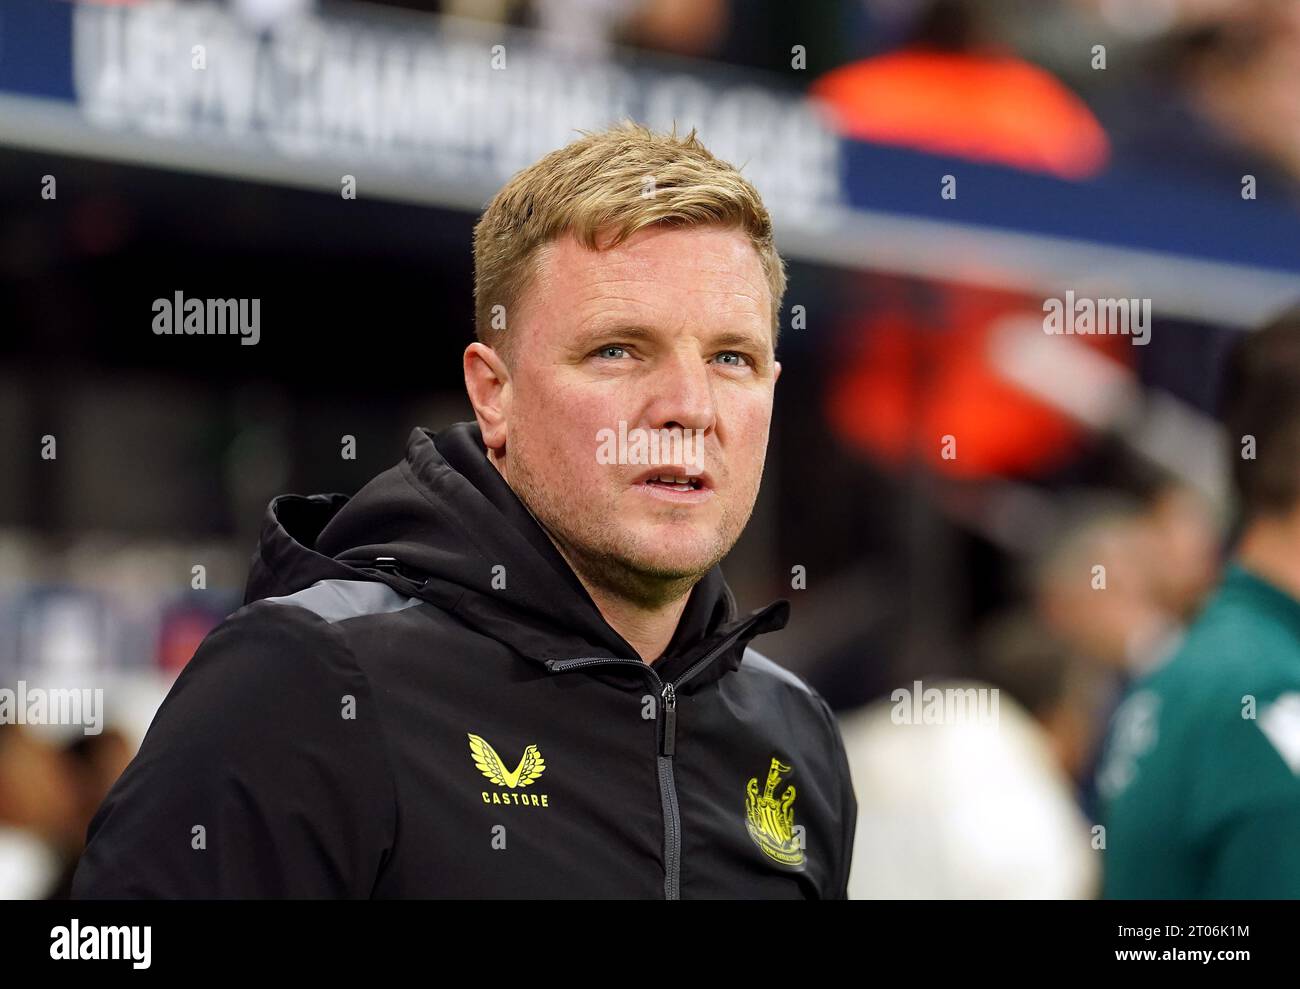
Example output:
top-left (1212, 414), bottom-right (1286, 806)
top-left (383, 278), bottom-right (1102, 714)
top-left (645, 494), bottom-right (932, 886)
top-left (642, 473), bottom-right (704, 492)
top-left (630, 467), bottom-right (715, 502)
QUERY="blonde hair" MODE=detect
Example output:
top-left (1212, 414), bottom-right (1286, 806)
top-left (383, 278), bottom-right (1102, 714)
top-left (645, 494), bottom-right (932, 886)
top-left (473, 122), bottom-right (786, 361)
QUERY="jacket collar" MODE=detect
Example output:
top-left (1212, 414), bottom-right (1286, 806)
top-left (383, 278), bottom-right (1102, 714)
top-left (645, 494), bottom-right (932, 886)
top-left (247, 422), bottom-right (789, 692)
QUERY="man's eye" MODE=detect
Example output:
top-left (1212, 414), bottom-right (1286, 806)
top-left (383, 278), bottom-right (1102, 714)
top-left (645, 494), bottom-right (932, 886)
top-left (713, 351), bottom-right (752, 367)
top-left (595, 345), bottom-right (628, 359)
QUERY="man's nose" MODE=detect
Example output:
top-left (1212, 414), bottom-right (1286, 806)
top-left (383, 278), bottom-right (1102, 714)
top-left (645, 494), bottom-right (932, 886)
top-left (646, 350), bottom-right (716, 434)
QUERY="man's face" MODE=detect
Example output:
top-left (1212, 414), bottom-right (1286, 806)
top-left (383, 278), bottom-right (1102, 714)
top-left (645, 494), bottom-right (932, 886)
top-left (483, 224), bottom-right (780, 601)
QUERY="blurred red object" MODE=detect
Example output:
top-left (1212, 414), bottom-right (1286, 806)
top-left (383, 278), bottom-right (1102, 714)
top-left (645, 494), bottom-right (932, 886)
top-left (826, 284), bottom-right (1132, 479)
top-left (812, 51), bottom-right (1110, 180)
top-left (155, 603), bottom-right (223, 674)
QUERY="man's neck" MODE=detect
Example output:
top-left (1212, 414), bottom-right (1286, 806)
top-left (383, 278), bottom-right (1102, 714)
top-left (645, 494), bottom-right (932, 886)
top-left (1237, 509), bottom-right (1300, 604)
top-left (486, 446), bottom-right (691, 663)
top-left (578, 583), bottom-right (691, 665)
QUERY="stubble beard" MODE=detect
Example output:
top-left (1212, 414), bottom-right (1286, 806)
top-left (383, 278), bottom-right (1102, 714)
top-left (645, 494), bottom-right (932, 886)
top-left (502, 444), bottom-right (753, 610)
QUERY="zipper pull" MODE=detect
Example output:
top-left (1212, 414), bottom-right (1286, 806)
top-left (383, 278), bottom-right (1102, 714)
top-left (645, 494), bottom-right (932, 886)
top-left (371, 557), bottom-right (424, 593)
top-left (661, 682), bottom-right (677, 757)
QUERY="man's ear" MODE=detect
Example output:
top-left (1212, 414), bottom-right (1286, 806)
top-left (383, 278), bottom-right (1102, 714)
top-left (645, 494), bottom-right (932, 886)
top-left (773, 359), bottom-right (782, 384)
top-left (463, 342), bottom-right (510, 452)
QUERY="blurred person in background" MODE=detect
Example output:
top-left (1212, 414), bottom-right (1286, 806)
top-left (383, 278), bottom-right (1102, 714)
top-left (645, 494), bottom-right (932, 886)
top-left (840, 612), bottom-right (1109, 898)
top-left (841, 672), bottom-right (1099, 899)
top-left (811, 0), bottom-right (1110, 179)
top-left (45, 729), bottom-right (134, 898)
top-left (0, 725), bottom-right (133, 899)
top-left (1143, 481), bottom-right (1222, 620)
top-left (1034, 483), bottom-right (1220, 820)
top-left (1098, 306), bottom-right (1300, 898)
top-left (384, 0), bottom-right (729, 59)
top-left (976, 611), bottom-right (1111, 804)
top-left (0, 726), bottom-right (78, 899)
top-left (1154, 0), bottom-right (1300, 195)
top-left (390, 0), bottom-right (854, 72)
top-left (1035, 485), bottom-right (1217, 680)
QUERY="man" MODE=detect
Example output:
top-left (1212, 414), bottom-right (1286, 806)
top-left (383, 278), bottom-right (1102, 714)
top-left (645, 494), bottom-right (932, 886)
top-left (72, 123), bottom-right (857, 899)
top-left (1098, 308), bottom-right (1300, 898)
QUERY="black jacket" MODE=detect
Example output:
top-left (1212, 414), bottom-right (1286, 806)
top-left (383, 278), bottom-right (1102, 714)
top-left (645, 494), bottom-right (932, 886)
top-left (72, 422), bottom-right (857, 898)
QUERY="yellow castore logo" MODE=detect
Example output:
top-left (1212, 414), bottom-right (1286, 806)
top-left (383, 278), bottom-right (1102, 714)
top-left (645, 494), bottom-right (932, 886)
top-left (468, 733), bottom-right (550, 807)
top-left (745, 756), bottom-right (805, 866)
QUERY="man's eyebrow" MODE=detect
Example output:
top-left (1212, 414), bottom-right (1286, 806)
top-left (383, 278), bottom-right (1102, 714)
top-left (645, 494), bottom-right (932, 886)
top-left (575, 324), bottom-right (659, 345)
top-left (708, 330), bottom-right (772, 353)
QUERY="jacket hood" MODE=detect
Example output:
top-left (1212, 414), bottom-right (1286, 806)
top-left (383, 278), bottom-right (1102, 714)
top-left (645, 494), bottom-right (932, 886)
top-left (243, 422), bottom-right (788, 688)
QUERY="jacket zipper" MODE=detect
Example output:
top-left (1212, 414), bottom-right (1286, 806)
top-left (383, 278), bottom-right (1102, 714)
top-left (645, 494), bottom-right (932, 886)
top-left (548, 631), bottom-right (750, 900)
top-left (371, 556), bottom-right (778, 897)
